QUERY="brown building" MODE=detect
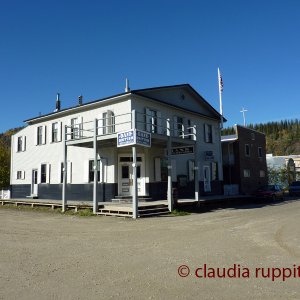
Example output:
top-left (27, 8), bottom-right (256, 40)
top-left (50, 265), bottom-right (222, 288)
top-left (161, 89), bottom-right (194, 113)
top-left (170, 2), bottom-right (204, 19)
top-left (221, 125), bottom-right (268, 195)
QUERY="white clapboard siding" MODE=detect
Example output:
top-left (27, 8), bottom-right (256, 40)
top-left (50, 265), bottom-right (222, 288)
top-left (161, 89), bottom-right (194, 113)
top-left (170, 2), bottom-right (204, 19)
top-left (83, 160), bottom-right (90, 183)
top-left (67, 161), bottom-right (72, 183)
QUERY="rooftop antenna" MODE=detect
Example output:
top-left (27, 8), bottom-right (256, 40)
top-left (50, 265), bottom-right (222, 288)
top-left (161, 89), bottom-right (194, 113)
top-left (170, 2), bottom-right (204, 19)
top-left (55, 93), bottom-right (61, 112)
top-left (125, 78), bottom-right (130, 92)
top-left (240, 107), bottom-right (248, 126)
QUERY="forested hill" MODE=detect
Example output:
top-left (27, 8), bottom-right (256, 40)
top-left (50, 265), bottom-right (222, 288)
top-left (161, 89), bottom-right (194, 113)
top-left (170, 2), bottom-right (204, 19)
top-left (0, 127), bottom-right (23, 188)
top-left (222, 119), bottom-right (300, 155)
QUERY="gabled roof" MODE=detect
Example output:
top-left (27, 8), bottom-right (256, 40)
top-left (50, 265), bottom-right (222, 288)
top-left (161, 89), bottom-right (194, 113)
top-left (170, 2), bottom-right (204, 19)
top-left (24, 83), bottom-right (225, 123)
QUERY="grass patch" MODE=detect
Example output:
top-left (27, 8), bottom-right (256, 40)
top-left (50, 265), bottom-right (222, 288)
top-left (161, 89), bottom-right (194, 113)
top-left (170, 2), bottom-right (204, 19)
top-left (0, 204), bottom-right (94, 217)
top-left (171, 209), bottom-right (190, 216)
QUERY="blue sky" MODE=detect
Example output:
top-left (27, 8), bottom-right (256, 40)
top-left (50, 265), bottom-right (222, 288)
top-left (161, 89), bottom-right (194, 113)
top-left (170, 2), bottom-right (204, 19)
top-left (1, 0), bottom-right (299, 132)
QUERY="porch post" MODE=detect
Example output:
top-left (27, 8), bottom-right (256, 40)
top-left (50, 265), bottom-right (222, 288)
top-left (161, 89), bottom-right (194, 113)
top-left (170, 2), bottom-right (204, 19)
top-left (193, 125), bottom-right (199, 202)
top-left (62, 125), bottom-right (67, 212)
top-left (167, 118), bottom-right (173, 212)
top-left (132, 146), bottom-right (138, 219)
top-left (93, 118), bottom-right (98, 214)
top-left (131, 109), bottom-right (138, 219)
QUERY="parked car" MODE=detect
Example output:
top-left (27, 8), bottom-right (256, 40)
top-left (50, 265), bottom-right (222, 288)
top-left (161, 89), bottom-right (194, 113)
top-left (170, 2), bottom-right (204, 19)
top-left (254, 185), bottom-right (284, 201)
top-left (289, 181), bottom-right (300, 196)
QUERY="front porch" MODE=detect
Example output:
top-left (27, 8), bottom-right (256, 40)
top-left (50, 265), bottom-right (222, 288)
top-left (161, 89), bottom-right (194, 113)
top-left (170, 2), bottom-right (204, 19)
top-left (62, 110), bottom-right (200, 218)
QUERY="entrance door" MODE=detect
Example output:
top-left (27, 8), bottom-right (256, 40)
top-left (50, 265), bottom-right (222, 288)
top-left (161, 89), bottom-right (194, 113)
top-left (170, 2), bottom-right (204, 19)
top-left (31, 169), bottom-right (38, 196)
top-left (118, 155), bottom-right (145, 196)
top-left (203, 166), bottom-right (211, 193)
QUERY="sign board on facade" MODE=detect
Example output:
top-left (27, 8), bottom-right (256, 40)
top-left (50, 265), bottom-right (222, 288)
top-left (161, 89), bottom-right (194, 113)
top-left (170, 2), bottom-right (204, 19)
top-left (117, 130), bottom-right (151, 148)
top-left (171, 146), bottom-right (194, 155)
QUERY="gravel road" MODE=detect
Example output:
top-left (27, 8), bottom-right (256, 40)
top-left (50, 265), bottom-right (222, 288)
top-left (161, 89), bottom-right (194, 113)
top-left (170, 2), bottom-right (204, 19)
top-left (1, 199), bottom-right (300, 300)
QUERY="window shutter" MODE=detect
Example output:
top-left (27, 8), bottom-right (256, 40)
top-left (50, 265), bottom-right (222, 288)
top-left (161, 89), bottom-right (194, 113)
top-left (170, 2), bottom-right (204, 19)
top-left (157, 111), bottom-right (162, 134)
top-left (46, 164), bottom-right (51, 183)
top-left (154, 158), bottom-right (161, 182)
top-left (83, 160), bottom-right (89, 183)
top-left (34, 127), bottom-right (38, 145)
top-left (66, 119), bottom-right (71, 140)
top-left (14, 136), bottom-right (18, 152)
top-left (22, 171), bottom-right (25, 180)
top-left (100, 158), bottom-right (107, 183)
top-left (171, 159), bottom-right (177, 182)
top-left (42, 126), bottom-right (47, 144)
top-left (145, 108), bottom-right (151, 132)
top-left (78, 116), bottom-right (83, 138)
top-left (212, 125), bottom-right (215, 144)
top-left (57, 122), bottom-right (62, 142)
top-left (173, 116), bottom-right (178, 137)
top-left (67, 161), bottom-right (72, 183)
top-left (22, 136), bottom-right (26, 151)
top-left (98, 115), bottom-right (104, 135)
top-left (188, 160), bottom-right (195, 181)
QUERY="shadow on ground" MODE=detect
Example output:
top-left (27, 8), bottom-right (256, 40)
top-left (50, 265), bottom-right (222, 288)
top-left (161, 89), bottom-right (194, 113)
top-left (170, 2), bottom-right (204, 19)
top-left (174, 196), bottom-right (300, 215)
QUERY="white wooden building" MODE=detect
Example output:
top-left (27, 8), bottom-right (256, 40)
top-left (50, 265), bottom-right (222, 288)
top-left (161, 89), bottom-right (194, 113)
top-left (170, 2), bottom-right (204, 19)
top-left (11, 84), bottom-right (224, 213)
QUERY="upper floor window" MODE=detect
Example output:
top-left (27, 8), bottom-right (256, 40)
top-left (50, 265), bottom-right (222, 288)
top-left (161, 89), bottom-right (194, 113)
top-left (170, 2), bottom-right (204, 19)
top-left (52, 122), bottom-right (58, 143)
top-left (17, 136), bottom-right (26, 152)
top-left (204, 124), bottom-right (213, 143)
top-left (103, 110), bottom-right (115, 135)
top-left (177, 117), bottom-right (184, 138)
top-left (245, 144), bottom-right (250, 156)
top-left (37, 126), bottom-right (43, 145)
top-left (71, 118), bottom-right (79, 139)
top-left (258, 147), bottom-right (262, 158)
top-left (146, 109), bottom-right (158, 133)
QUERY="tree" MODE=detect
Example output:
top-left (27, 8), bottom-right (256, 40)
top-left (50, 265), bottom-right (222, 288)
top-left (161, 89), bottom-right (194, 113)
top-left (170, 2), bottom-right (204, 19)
top-left (0, 143), bottom-right (10, 188)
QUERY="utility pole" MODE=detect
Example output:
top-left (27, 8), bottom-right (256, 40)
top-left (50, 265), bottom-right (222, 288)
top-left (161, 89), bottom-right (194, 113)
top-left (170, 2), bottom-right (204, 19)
top-left (240, 107), bottom-right (248, 126)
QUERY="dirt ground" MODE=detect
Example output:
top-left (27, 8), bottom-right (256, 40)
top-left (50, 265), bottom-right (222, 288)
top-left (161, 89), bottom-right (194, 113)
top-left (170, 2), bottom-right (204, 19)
top-left (1, 199), bottom-right (300, 300)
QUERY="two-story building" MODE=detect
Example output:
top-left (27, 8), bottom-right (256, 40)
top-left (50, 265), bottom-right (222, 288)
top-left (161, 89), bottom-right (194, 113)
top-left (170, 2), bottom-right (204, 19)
top-left (221, 125), bottom-right (268, 195)
top-left (11, 83), bottom-right (224, 211)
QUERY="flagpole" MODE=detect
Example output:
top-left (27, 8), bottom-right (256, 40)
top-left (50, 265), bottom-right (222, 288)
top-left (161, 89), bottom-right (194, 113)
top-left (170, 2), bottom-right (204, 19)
top-left (218, 68), bottom-right (223, 129)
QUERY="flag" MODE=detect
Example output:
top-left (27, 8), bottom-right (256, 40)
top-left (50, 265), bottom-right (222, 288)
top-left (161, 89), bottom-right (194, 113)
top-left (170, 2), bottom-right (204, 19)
top-left (218, 68), bottom-right (223, 93)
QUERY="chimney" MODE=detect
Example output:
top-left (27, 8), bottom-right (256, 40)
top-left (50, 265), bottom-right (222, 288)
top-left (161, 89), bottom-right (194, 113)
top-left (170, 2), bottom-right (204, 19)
top-left (78, 95), bottom-right (83, 106)
top-left (55, 93), bottom-right (61, 111)
top-left (125, 78), bottom-right (130, 92)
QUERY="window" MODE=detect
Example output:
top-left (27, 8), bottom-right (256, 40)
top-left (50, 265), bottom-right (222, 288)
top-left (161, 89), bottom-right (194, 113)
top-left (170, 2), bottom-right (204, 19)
top-left (244, 169), bottom-right (250, 177)
top-left (71, 118), bottom-right (79, 139)
top-left (37, 126), bottom-right (43, 145)
top-left (251, 133), bottom-right (255, 140)
top-left (204, 124), bottom-right (213, 143)
top-left (260, 170), bottom-right (265, 177)
top-left (177, 117), bottom-right (184, 137)
top-left (103, 111), bottom-right (115, 134)
top-left (17, 171), bottom-right (25, 180)
top-left (89, 160), bottom-right (100, 182)
top-left (41, 164), bottom-right (47, 183)
top-left (245, 144), bottom-right (250, 156)
top-left (52, 122), bottom-right (58, 142)
top-left (146, 109), bottom-right (158, 133)
top-left (17, 137), bottom-right (22, 152)
top-left (258, 147), bottom-right (262, 158)
top-left (187, 119), bottom-right (193, 140)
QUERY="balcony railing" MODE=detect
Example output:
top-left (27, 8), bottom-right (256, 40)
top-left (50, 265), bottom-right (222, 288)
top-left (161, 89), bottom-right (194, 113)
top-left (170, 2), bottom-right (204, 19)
top-left (65, 111), bottom-right (196, 142)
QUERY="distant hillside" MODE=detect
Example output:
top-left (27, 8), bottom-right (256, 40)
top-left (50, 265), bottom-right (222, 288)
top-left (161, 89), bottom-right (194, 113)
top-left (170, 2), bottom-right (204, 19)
top-left (222, 119), bottom-right (300, 155)
top-left (0, 127), bottom-right (23, 188)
